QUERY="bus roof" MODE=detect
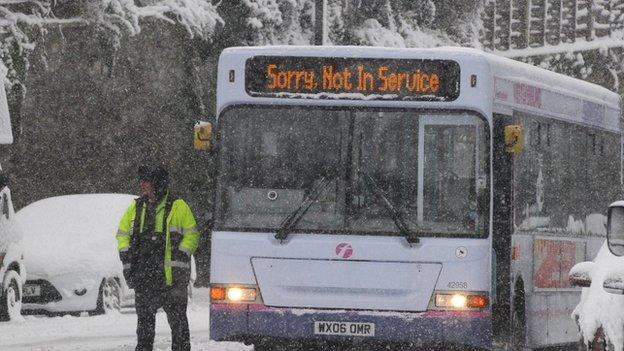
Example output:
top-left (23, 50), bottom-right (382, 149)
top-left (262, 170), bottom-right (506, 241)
top-left (219, 46), bottom-right (621, 129)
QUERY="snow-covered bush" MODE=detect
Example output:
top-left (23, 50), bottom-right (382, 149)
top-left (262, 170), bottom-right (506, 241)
top-left (0, 0), bottom-right (223, 89)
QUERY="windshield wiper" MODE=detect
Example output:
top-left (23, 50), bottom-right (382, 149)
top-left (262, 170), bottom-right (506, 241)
top-left (359, 170), bottom-right (421, 245)
top-left (275, 177), bottom-right (330, 242)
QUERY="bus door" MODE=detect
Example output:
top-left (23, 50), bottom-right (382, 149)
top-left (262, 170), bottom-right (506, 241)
top-left (491, 115), bottom-right (514, 342)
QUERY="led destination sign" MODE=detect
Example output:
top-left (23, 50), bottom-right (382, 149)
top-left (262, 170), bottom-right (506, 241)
top-left (245, 56), bottom-right (460, 101)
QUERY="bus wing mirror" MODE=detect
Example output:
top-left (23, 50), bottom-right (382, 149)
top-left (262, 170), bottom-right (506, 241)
top-left (194, 121), bottom-right (213, 151)
top-left (603, 271), bottom-right (624, 295)
top-left (568, 261), bottom-right (594, 287)
top-left (504, 125), bottom-right (523, 153)
top-left (607, 203), bottom-right (624, 257)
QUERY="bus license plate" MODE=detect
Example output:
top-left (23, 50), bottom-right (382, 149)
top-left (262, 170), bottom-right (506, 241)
top-left (314, 321), bottom-right (375, 337)
top-left (23, 284), bottom-right (41, 297)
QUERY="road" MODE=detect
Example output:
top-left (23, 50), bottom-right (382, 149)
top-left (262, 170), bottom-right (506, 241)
top-left (0, 288), bottom-right (579, 351)
top-left (1, 288), bottom-right (251, 351)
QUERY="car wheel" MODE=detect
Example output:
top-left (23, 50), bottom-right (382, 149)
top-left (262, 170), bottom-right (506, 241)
top-left (92, 277), bottom-right (121, 315)
top-left (585, 327), bottom-right (615, 351)
top-left (0, 270), bottom-right (22, 321)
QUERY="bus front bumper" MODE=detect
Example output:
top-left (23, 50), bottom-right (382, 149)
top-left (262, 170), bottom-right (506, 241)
top-left (210, 303), bottom-right (491, 350)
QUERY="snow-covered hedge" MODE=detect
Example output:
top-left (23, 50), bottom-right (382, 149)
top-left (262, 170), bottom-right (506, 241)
top-left (0, 0), bottom-right (223, 89)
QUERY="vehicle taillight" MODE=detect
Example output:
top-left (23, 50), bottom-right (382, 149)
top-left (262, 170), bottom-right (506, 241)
top-left (210, 285), bottom-right (259, 303)
top-left (210, 287), bottom-right (226, 301)
top-left (226, 287), bottom-right (257, 302)
top-left (433, 291), bottom-right (489, 310)
top-left (466, 294), bottom-right (489, 308)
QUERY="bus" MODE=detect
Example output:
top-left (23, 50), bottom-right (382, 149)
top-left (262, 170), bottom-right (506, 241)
top-left (202, 46), bottom-right (622, 350)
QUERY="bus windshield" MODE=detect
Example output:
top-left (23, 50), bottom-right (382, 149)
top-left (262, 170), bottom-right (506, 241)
top-left (216, 105), bottom-right (489, 237)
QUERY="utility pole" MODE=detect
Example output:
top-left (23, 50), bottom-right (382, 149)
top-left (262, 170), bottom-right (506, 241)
top-left (314, 0), bottom-right (327, 45)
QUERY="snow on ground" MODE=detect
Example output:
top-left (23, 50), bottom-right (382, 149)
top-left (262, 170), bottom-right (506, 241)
top-left (0, 288), bottom-right (251, 351)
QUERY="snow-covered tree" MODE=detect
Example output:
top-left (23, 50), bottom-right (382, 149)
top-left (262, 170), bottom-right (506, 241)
top-left (0, 0), bottom-right (222, 89)
top-left (432, 0), bottom-right (484, 46)
top-left (336, 0), bottom-right (474, 47)
top-left (226, 0), bottom-right (482, 48)
top-left (0, 0), bottom-right (222, 141)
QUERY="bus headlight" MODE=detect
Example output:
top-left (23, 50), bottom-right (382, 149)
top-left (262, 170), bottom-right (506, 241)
top-left (226, 287), bottom-right (256, 301)
top-left (210, 285), bottom-right (259, 303)
top-left (436, 293), bottom-right (467, 308)
top-left (433, 292), bottom-right (489, 309)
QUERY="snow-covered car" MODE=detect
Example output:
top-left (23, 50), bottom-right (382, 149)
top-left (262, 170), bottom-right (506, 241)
top-left (16, 194), bottom-right (135, 316)
top-left (570, 242), bottom-right (621, 350)
top-left (570, 201), bottom-right (624, 351)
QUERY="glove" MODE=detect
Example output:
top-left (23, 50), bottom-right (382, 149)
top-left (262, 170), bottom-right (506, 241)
top-left (123, 266), bottom-right (135, 289)
top-left (120, 250), bottom-right (134, 289)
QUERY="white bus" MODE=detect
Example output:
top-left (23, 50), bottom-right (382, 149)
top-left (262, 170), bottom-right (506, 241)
top-left (204, 46), bottom-right (622, 350)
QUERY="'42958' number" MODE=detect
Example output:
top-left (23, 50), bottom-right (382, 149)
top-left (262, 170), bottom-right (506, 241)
top-left (447, 281), bottom-right (468, 289)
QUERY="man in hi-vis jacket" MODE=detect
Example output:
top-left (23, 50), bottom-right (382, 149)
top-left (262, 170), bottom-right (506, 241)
top-left (116, 165), bottom-right (200, 351)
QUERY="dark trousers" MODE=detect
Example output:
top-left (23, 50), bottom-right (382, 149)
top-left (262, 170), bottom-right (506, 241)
top-left (135, 288), bottom-right (190, 351)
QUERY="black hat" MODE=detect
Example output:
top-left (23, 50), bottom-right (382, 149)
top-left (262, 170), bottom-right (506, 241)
top-left (138, 165), bottom-right (170, 199)
top-left (150, 166), bottom-right (169, 198)
top-left (138, 165), bottom-right (151, 181)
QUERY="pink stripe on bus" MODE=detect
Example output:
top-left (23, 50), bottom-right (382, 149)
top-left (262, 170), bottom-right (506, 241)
top-left (247, 304), bottom-right (273, 311)
top-left (210, 303), bottom-right (248, 311)
top-left (423, 310), bottom-right (491, 318)
top-left (211, 303), bottom-right (490, 318)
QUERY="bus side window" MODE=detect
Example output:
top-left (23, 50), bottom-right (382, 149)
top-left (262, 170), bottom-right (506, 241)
top-left (0, 172), bottom-right (8, 220)
top-left (589, 133), bottom-right (597, 155)
top-left (530, 121), bottom-right (540, 148)
top-left (544, 123), bottom-right (551, 147)
top-left (529, 121), bottom-right (552, 149)
top-left (588, 133), bottom-right (605, 156)
top-left (2, 193), bottom-right (8, 219)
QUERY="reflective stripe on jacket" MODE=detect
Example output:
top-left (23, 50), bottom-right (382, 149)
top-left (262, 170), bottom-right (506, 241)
top-left (116, 192), bottom-right (200, 286)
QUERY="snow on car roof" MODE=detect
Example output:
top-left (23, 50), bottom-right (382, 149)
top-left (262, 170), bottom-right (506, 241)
top-left (16, 193), bottom-right (136, 277)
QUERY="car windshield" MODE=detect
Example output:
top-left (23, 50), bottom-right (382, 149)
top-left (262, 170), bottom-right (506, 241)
top-left (215, 106), bottom-right (489, 237)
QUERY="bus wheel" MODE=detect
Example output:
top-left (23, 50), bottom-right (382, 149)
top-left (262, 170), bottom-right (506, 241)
top-left (510, 296), bottom-right (528, 351)
top-left (584, 327), bottom-right (614, 351)
top-left (0, 270), bottom-right (22, 321)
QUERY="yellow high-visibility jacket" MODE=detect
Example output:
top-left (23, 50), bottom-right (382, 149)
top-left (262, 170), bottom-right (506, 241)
top-left (116, 192), bottom-right (200, 287)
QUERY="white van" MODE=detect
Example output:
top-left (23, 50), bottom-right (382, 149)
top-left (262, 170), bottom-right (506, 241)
top-left (0, 61), bottom-right (24, 321)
